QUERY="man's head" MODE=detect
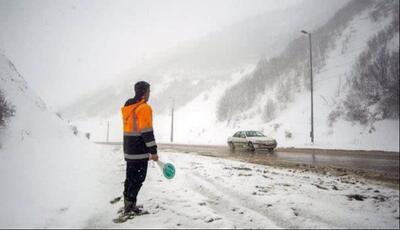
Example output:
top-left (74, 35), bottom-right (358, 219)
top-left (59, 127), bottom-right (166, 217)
top-left (134, 81), bottom-right (150, 102)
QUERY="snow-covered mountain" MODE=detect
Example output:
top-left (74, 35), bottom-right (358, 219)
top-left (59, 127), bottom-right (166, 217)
top-left (61, 0), bottom-right (398, 152)
top-left (58, 0), bottom-right (349, 118)
top-left (0, 53), bottom-right (111, 227)
top-left (214, 0), bottom-right (399, 151)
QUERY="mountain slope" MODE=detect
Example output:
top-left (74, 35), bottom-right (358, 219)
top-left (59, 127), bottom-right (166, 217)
top-left (59, 0), bottom-right (398, 152)
top-left (59, 0), bottom-right (349, 119)
top-left (218, 0), bottom-right (379, 121)
top-left (0, 53), bottom-right (111, 227)
top-left (156, 0), bottom-right (399, 151)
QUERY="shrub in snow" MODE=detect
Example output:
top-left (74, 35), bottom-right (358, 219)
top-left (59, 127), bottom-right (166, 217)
top-left (70, 125), bottom-right (78, 136)
top-left (329, 3), bottom-right (399, 126)
top-left (328, 106), bottom-right (344, 127)
top-left (56, 112), bottom-right (63, 120)
top-left (369, 0), bottom-right (397, 22)
top-left (285, 131), bottom-right (293, 139)
top-left (343, 92), bottom-right (370, 125)
top-left (263, 99), bottom-right (277, 122)
top-left (273, 123), bottom-right (280, 132)
top-left (276, 79), bottom-right (294, 105)
top-left (217, 0), bottom-right (375, 121)
top-left (0, 90), bottom-right (15, 128)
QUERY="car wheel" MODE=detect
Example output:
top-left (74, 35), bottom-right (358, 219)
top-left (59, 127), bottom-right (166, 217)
top-left (268, 148), bottom-right (274, 153)
top-left (228, 142), bottom-right (235, 152)
top-left (248, 142), bottom-right (255, 152)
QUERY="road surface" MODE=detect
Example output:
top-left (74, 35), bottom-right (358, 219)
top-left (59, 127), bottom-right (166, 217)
top-left (160, 143), bottom-right (399, 184)
top-left (96, 142), bottom-right (399, 185)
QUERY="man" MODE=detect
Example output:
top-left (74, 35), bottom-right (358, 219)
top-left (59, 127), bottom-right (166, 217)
top-left (121, 81), bottom-right (158, 214)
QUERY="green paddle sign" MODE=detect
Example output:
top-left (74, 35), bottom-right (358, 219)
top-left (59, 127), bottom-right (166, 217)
top-left (163, 163), bottom-right (175, 179)
top-left (157, 161), bottom-right (176, 179)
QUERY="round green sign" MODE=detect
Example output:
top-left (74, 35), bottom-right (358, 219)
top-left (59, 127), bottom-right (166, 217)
top-left (163, 163), bottom-right (175, 179)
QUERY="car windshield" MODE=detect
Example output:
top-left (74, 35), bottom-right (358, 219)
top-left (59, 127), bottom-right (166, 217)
top-left (245, 131), bottom-right (265, 137)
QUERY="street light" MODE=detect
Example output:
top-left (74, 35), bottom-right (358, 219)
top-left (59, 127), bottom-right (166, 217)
top-left (301, 30), bottom-right (314, 144)
top-left (170, 98), bottom-right (175, 143)
top-left (106, 120), bottom-right (110, 142)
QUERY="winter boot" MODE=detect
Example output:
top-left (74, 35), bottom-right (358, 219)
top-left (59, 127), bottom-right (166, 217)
top-left (124, 198), bottom-right (136, 214)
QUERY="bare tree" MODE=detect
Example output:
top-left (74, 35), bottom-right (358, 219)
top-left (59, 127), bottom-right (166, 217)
top-left (0, 90), bottom-right (15, 128)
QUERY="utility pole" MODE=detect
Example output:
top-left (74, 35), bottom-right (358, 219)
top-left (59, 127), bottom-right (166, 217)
top-left (106, 120), bottom-right (110, 143)
top-left (170, 99), bottom-right (174, 143)
top-left (301, 30), bottom-right (314, 144)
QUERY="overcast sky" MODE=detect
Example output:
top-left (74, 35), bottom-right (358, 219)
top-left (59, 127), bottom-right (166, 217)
top-left (0, 0), bottom-right (299, 109)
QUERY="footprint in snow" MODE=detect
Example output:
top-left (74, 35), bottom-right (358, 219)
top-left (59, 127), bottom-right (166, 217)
top-left (291, 207), bottom-right (299, 216)
top-left (206, 217), bottom-right (222, 223)
top-left (346, 194), bottom-right (367, 201)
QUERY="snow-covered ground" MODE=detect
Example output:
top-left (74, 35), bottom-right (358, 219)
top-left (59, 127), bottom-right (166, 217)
top-left (1, 133), bottom-right (399, 228)
top-left (81, 145), bottom-right (400, 229)
top-left (0, 53), bottom-right (112, 227)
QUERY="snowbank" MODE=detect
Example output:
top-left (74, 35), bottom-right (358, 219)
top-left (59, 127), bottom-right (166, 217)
top-left (0, 53), bottom-right (112, 228)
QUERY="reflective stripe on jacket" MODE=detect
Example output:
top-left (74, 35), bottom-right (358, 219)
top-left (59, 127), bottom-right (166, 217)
top-left (121, 98), bottom-right (157, 161)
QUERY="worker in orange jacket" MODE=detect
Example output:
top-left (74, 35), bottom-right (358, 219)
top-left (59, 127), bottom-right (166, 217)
top-left (121, 81), bottom-right (158, 214)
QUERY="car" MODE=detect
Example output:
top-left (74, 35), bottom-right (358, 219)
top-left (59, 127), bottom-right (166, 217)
top-left (227, 130), bottom-right (277, 152)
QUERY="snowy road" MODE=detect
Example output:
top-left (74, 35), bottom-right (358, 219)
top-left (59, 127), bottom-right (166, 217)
top-left (89, 144), bottom-right (399, 229)
top-left (158, 143), bottom-right (400, 183)
top-left (96, 142), bottom-right (399, 183)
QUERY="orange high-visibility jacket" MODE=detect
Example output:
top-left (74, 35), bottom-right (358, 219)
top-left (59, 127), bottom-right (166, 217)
top-left (121, 98), bottom-right (157, 161)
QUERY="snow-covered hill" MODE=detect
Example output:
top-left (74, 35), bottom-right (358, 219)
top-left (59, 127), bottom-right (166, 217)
top-left (58, 0), bottom-right (349, 118)
top-left (214, 0), bottom-right (399, 151)
top-left (158, 0), bottom-right (398, 151)
top-left (62, 0), bottom-right (398, 152)
top-left (0, 53), bottom-right (112, 227)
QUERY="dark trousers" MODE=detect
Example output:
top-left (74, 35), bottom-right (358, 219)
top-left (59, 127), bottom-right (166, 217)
top-left (123, 161), bottom-right (148, 204)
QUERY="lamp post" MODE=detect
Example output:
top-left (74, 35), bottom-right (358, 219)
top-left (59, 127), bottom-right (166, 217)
top-left (301, 30), bottom-right (314, 144)
top-left (106, 120), bottom-right (110, 142)
top-left (170, 98), bottom-right (174, 143)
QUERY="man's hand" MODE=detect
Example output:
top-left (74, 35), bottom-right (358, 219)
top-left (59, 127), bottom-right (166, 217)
top-left (149, 154), bottom-right (159, 161)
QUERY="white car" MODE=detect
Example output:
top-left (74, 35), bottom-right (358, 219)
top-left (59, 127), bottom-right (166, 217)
top-left (227, 130), bottom-right (277, 152)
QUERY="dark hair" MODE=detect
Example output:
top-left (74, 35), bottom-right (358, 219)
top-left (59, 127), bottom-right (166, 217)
top-left (134, 81), bottom-right (150, 98)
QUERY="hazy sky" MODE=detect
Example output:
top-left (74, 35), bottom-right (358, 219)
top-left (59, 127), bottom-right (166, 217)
top-left (0, 0), bottom-right (299, 109)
